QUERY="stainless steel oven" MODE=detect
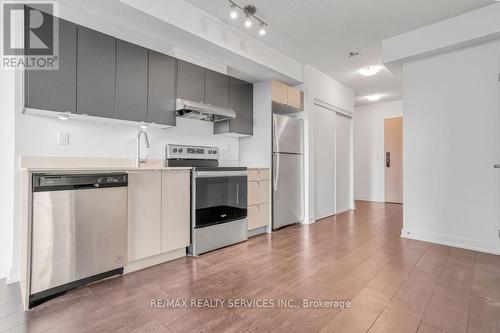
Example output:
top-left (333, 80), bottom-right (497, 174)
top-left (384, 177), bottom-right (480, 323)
top-left (194, 169), bottom-right (247, 228)
top-left (166, 145), bottom-right (248, 256)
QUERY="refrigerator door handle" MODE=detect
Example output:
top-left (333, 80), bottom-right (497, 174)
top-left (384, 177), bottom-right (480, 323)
top-left (274, 155), bottom-right (279, 191)
top-left (273, 117), bottom-right (279, 191)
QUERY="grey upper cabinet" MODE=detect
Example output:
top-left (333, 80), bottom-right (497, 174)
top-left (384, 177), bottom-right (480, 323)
top-left (115, 40), bottom-right (148, 122)
top-left (214, 78), bottom-right (253, 136)
top-left (205, 70), bottom-right (230, 108)
top-left (176, 60), bottom-right (205, 103)
top-left (77, 26), bottom-right (116, 118)
top-left (147, 51), bottom-right (176, 126)
top-left (25, 17), bottom-right (77, 113)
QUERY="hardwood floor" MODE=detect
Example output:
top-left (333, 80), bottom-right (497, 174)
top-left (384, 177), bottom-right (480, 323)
top-left (1, 201), bottom-right (500, 332)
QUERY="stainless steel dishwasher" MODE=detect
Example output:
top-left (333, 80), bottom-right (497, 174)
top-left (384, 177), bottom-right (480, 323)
top-left (30, 173), bottom-right (128, 308)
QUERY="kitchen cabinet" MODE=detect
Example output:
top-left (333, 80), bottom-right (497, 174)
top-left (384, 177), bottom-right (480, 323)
top-left (205, 70), bottom-right (230, 108)
top-left (271, 81), bottom-right (288, 105)
top-left (176, 59), bottom-right (206, 103)
top-left (148, 51), bottom-right (176, 126)
top-left (248, 203), bottom-right (270, 230)
top-left (25, 17), bottom-right (77, 113)
top-left (271, 80), bottom-right (304, 112)
top-left (77, 26), bottom-right (116, 118)
top-left (115, 40), bottom-right (148, 122)
top-left (128, 171), bottom-right (163, 261)
top-left (214, 78), bottom-right (253, 136)
top-left (248, 180), bottom-right (270, 205)
top-left (247, 168), bottom-right (271, 231)
top-left (161, 170), bottom-right (190, 253)
top-left (287, 86), bottom-right (304, 110)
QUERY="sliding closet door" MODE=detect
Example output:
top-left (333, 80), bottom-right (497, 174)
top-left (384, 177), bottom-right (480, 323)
top-left (313, 104), bottom-right (336, 219)
top-left (335, 113), bottom-right (353, 213)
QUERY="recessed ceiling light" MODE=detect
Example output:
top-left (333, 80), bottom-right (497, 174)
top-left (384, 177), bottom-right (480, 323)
top-left (366, 94), bottom-right (382, 102)
top-left (229, 4), bottom-right (238, 19)
top-left (359, 65), bottom-right (382, 77)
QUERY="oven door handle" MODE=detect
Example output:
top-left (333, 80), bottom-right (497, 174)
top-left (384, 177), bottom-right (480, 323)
top-left (194, 171), bottom-right (248, 178)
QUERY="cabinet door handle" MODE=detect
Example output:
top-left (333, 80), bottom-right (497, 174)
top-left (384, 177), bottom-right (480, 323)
top-left (386, 152), bottom-right (391, 168)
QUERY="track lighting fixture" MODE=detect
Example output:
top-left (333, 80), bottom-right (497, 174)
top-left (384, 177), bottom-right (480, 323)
top-left (228, 1), bottom-right (268, 37)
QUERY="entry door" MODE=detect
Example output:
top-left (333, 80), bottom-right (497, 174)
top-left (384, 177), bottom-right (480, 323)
top-left (384, 117), bottom-right (403, 203)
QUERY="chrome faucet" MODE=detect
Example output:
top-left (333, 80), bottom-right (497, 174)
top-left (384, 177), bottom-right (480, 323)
top-left (136, 126), bottom-right (150, 167)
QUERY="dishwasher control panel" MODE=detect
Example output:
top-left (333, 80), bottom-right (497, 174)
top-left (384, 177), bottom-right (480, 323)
top-left (33, 173), bottom-right (128, 191)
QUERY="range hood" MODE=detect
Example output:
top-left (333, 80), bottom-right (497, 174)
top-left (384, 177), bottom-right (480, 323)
top-left (176, 99), bottom-right (236, 122)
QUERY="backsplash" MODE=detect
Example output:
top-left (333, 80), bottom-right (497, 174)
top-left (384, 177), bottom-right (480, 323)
top-left (16, 113), bottom-right (240, 166)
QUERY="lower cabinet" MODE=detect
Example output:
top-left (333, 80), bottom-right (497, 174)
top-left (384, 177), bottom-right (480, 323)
top-left (248, 203), bottom-right (270, 230)
top-left (127, 169), bottom-right (190, 262)
top-left (161, 169), bottom-right (190, 253)
top-left (127, 171), bottom-right (162, 261)
top-left (247, 168), bottom-right (271, 231)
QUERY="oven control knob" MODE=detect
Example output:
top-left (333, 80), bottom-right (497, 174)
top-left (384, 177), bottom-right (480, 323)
top-left (173, 148), bottom-right (177, 153)
top-left (208, 150), bottom-right (212, 154)
top-left (178, 148), bottom-right (183, 153)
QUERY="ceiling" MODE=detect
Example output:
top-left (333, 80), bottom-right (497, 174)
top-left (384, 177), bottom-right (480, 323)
top-left (184, 0), bottom-right (494, 106)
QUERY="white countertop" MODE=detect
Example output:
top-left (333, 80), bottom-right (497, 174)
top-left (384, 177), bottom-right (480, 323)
top-left (22, 166), bottom-right (192, 172)
top-left (18, 156), bottom-right (269, 172)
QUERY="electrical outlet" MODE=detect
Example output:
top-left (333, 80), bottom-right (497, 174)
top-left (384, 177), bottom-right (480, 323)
top-left (58, 131), bottom-right (69, 145)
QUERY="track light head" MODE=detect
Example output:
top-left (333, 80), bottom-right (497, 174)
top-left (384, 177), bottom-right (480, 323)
top-left (229, 4), bottom-right (238, 19)
top-left (258, 23), bottom-right (267, 35)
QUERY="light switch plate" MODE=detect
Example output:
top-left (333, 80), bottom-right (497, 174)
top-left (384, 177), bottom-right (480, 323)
top-left (58, 132), bottom-right (69, 145)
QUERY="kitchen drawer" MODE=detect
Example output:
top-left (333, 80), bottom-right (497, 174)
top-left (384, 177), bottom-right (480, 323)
top-left (248, 168), bottom-right (270, 181)
top-left (248, 180), bottom-right (270, 205)
top-left (248, 203), bottom-right (270, 230)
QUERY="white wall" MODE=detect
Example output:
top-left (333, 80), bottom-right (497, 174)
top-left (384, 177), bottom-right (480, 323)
top-left (239, 81), bottom-right (272, 168)
top-left (402, 39), bottom-right (500, 254)
top-left (0, 70), bottom-right (16, 279)
top-left (354, 100), bottom-right (403, 202)
top-left (383, 3), bottom-right (500, 65)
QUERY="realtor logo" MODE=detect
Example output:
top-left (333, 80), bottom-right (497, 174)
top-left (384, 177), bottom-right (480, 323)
top-left (1, 1), bottom-right (59, 69)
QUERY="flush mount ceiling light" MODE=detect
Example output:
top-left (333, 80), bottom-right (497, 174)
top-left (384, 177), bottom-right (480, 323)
top-left (228, 1), bottom-right (268, 36)
top-left (366, 94), bottom-right (382, 102)
top-left (359, 65), bottom-right (383, 77)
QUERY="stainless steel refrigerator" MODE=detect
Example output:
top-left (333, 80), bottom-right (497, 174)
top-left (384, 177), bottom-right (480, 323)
top-left (272, 114), bottom-right (304, 229)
